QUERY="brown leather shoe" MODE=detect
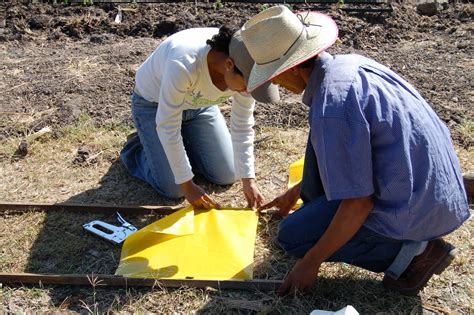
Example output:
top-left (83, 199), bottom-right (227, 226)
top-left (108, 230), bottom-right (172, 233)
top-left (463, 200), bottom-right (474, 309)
top-left (383, 239), bottom-right (457, 296)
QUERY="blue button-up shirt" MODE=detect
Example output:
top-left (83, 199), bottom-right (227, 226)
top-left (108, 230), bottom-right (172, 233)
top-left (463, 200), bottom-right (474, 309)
top-left (303, 52), bottom-right (469, 241)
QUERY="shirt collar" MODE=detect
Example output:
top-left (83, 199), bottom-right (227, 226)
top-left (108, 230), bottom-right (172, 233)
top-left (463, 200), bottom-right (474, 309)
top-left (302, 52), bottom-right (333, 107)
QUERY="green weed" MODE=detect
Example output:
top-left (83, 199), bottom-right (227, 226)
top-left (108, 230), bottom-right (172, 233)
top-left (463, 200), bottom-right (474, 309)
top-left (457, 120), bottom-right (474, 140)
top-left (260, 4), bottom-right (269, 11)
top-left (213, 0), bottom-right (224, 10)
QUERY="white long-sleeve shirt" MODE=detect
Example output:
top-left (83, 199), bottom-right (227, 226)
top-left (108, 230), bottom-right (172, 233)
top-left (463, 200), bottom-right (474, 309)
top-left (135, 28), bottom-right (256, 185)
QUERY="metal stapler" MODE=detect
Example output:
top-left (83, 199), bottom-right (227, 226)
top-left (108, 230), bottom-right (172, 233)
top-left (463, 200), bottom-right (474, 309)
top-left (83, 212), bottom-right (138, 244)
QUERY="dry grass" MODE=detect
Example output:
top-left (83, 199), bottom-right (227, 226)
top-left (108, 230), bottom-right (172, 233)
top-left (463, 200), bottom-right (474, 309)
top-left (0, 116), bottom-right (472, 314)
top-left (66, 56), bottom-right (102, 84)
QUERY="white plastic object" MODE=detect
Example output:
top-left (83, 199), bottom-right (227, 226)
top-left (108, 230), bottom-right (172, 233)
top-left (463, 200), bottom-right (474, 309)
top-left (310, 305), bottom-right (359, 315)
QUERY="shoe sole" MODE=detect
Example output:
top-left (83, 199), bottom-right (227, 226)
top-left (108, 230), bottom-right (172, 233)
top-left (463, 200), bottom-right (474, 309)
top-left (391, 246), bottom-right (457, 296)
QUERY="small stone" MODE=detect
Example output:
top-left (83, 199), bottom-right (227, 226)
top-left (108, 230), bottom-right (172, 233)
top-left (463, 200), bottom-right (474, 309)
top-left (416, 0), bottom-right (448, 16)
top-left (447, 27), bottom-right (457, 34)
top-left (73, 146), bottom-right (91, 165)
top-left (17, 140), bottom-right (28, 157)
top-left (90, 34), bottom-right (104, 44)
top-left (457, 41), bottom-right (470, 49)
top-left (28, 14), bottom-right (50, 30)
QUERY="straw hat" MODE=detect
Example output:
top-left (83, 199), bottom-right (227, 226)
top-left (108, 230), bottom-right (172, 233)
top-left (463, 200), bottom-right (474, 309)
top-left (229, 30), bottom-right (280, 103)
top-left (241, 5), bottom-right (338, 92)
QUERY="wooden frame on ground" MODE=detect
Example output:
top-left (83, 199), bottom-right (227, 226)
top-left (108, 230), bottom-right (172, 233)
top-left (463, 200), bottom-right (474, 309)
top-left (0, 202), bottom-right (283, 291)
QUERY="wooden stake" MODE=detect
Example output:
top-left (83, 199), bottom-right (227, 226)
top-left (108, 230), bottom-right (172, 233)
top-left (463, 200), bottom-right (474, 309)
top-left (0, 201), bottom-right (183, 215)
top-left (0, 273), bottom-right (282, 291)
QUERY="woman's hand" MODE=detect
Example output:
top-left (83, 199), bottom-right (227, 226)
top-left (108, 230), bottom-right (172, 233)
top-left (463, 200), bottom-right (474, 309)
top-left (180, 180), bottom-right (221, 209)
top-left (258, 182), bottom-right (301, 217)
top-left (242, 178), bottom-right (265, 210)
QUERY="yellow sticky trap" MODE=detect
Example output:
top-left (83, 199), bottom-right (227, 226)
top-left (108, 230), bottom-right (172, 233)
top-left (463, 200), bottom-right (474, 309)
top-left (142, 205), bottom-right (194, 236)
top-left (289, 156), bottom-right (304, 207)
top-left (115, 206), bottom-right (258, 280)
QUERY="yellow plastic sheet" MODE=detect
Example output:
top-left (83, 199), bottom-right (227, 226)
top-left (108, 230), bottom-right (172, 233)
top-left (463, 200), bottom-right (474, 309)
top-left (289, 156), bottom-right (304, 207)
top-left (115, 206), bottom-right (258, 280)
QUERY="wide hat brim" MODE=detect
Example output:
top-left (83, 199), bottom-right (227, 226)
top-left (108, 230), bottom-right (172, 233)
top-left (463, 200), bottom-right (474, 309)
top-left (247, 11), bottom-right (338, 92)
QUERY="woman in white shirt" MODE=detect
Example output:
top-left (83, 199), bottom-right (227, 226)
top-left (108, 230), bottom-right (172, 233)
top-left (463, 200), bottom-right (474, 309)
top-left (120, 26), bottom-right (279, 209)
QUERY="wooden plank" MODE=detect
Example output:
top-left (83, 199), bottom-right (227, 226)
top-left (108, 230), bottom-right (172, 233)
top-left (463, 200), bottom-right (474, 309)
top-left (0, 273), bottom-right (282, 291)
top-left (464, 173), bottom-right (474, 198)
top-left (0, 201), bottom-right (183, 215)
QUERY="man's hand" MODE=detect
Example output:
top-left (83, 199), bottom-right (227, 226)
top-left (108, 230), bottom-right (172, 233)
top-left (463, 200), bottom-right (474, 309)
top-left (180, 180), bottom-right (221, 209)
top-left (258, 182), bottom-right (301, 217)
top-left (277, 196), bottom-right (374, 296)
top-left (242, 178), bottom-right (265, 209)
top-left (278, 258), bottom-right (320, 296)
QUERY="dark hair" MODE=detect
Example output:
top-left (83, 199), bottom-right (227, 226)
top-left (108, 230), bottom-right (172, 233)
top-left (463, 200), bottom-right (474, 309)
top-left (206, 25), bottom-right (243, 76)
top-left (206, 26), bottom-right (238, 55)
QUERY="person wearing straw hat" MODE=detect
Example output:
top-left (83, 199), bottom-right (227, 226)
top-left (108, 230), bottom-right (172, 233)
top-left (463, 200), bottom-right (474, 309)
top-left (120, 26), bottom-right (279, 210)
top-left (244, 5), bottom-right (469, 296)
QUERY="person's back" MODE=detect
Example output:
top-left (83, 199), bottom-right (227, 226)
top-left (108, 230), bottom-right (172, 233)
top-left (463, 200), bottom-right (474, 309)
top-left (307, 52), bottom-right (469, 241)
top-left (135, 28), bottom-right (219, 103)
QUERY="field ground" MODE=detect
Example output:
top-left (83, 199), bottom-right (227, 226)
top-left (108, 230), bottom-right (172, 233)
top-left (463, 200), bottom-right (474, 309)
top-left (1, 0), bottom-right (473, 313)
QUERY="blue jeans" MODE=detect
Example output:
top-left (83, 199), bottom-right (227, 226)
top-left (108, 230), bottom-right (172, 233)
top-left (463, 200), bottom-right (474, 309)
top-left (277, 134), bottom-right (422, 277)
top-left (120, 92), bottom-right (235, 198)
top-left (278, 196), bottom-right (403, 272)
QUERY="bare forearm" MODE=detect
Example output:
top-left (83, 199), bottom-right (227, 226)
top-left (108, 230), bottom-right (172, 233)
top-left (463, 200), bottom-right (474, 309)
top-left (303, 196), bottom-right (373, 265)
top-left (241, 177), bottom-right (255, 186)
top-left (290, 181), bottom-right (302, 197)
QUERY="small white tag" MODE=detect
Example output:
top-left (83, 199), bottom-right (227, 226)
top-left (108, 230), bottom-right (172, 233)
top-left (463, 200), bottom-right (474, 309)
top-left (114, 9), bottom-right (122, 23)
top-left (310, 306), bottom-right (359, 315)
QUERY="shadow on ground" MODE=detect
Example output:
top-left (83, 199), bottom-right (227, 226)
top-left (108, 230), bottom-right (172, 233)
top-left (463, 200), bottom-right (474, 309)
top-left (196, 276), bottom-right (423, 314)
top-left (15, 158), bottom-right (230, 310)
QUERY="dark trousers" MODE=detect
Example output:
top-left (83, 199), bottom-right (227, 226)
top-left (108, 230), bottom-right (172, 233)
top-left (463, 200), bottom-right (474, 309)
top-left (277, 135), bottom-right (403, 273)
